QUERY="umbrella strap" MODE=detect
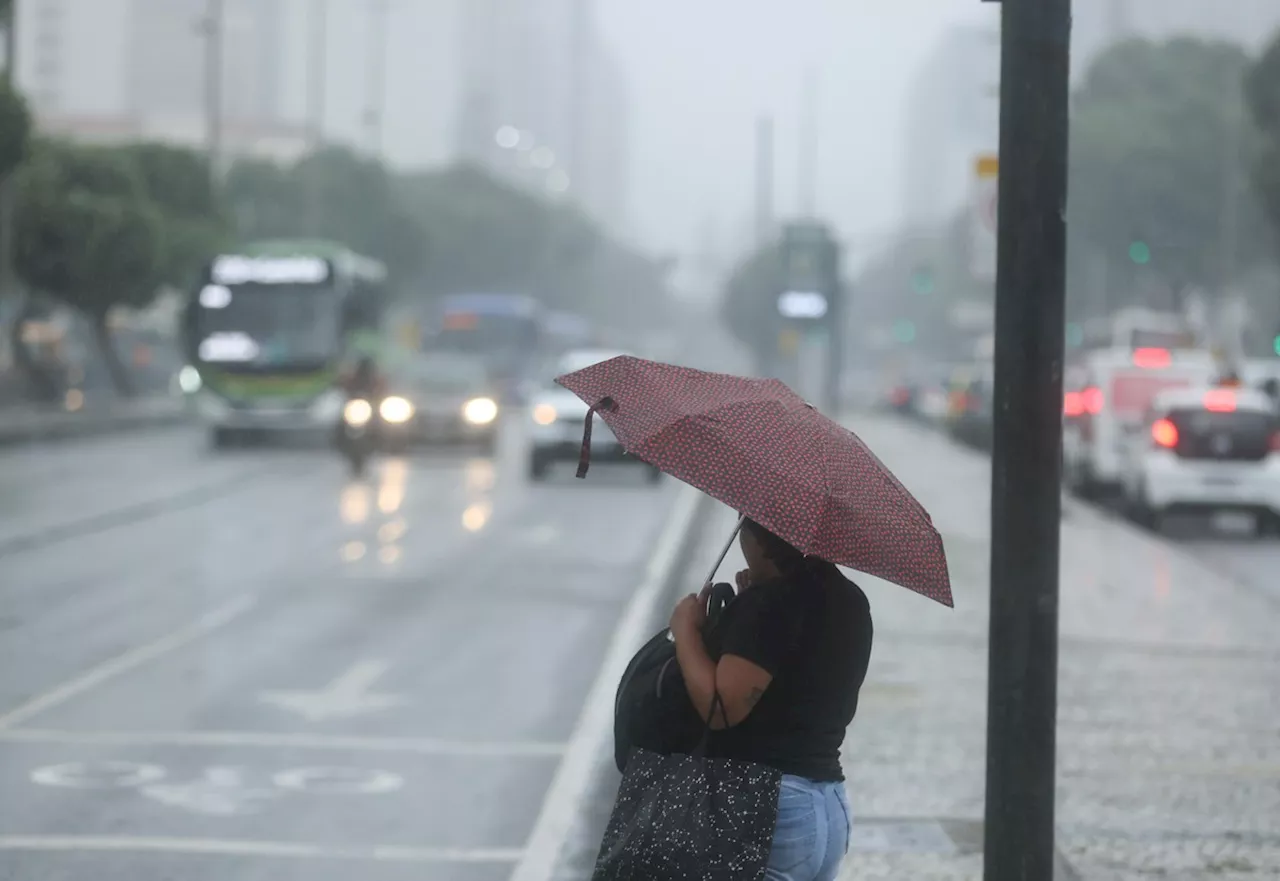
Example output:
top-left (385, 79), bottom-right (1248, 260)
top-left (575, 396), bottom-right (617, 479)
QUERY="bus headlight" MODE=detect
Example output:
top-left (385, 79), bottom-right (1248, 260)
top-left (344, 398), bottom-right (373, 427)
top-left (178, 365), bottom-right (202, 394)
top-left (463, 397), bottom-right (498, 425)
top-left (379, 396), bottom-right (414, 424)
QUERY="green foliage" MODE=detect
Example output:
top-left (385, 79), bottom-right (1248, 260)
top-left (1069, 37), bottom-right (1269, 291)
top-left (12, 141), bottom-right (164, 319)
top-left (0, 78), bottom-right (29, 179)
top-left (223, 146), bottom-right (422, 282)
top-left (719, 243), bottom-right (781, 359)
top-left (1245, 31), bottom-right (1280, 250)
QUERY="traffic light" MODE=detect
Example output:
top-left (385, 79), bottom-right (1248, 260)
top-left (1273, 334), bottom-right (1280, 357)
top-left (892, 320), bottom-right (917, 344)
top-left (911, 266), bottom-right (934, 295)
top-left (1128, 240), bottom-right (1150, 265)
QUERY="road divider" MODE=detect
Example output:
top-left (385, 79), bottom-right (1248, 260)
top-left (0, 395), bottom-right (188, 447)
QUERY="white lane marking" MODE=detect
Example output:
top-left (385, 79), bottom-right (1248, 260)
top-left (140, 767), bottom-right (282, 816)
top-left (0, 728), bottom-right (566, 757)
top-left (510, 483), bottom-right (704, 881)
top-left (272, 766), bottom-right (404, 794)
top-left (31, 761), bottom-right (166, 789)
top-left (258, 659), bottom-right (407, 722)
top-left (0, 594), bottom-right (256, 730)
top-left (0, 835), bottom-right (524, 863)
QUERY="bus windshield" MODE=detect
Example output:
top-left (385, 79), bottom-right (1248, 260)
top-left (195, 283), bottom-right (340, 365)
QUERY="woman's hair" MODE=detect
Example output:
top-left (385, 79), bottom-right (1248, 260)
top-left (742, 517), bottom-right (840, 584)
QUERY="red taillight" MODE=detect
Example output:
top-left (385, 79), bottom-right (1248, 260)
top-left (1270, 431), bottom-right (1280, 453)
top-left (1151, 418), bottom-right (1179, 449)
top-left (1064, 391), bottom-right (1083, 417)
top-left (1132, 347), bottom-right (1172, 368)
top-left (1081, 386), bottom-right (1104, 415)
top-left (1203, 389), bottom-right (1236, 412)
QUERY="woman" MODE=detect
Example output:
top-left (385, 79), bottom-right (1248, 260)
top-left (669, 517), bottom-right (874, 881)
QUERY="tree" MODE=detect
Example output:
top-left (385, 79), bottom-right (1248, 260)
top-left (12, 142), bottom-right (164, 395)
top-left (1246, 31), bottom-right (1280, 254)
top-left (1069, 37), bottom-right (1270, 302)
top-left (397, 163), bottom-right (602, 307)
top-left (223, 146), bottom-right (423, 282)
top-left (0, 78), bottom-right (29, 180)
top-left (117, 142), bottom-right (230, 290)
top-left (719, 242), bottom-right (781, 363)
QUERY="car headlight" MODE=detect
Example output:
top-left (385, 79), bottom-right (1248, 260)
top-left (379, 395), bottom-right (414, 424)
top-left (344, 398), bottom-right (373, 427)
top-left (532, 403), bottom-right (557, 426)
top-left (463, 396), bottom-right (499, 425)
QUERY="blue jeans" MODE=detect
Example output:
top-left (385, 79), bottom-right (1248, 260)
top-left (765, 774), bottom-right (852, 881)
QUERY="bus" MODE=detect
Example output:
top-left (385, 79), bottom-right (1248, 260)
top-left (425, 293), bottom-right (546, 400)
top-left (180, 239), bottom-right (389, 447)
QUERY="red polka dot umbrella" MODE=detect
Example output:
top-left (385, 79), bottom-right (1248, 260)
top-left (556, 355), bottom-right (953, 607)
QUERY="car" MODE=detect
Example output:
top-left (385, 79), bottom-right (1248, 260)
top-left (377, 353), bottom-right (502, 452)
top-left (1063, 347), bottom-right (1218, 499)
top-left (526, 349), bottom-right (662, 484)
top-left (1117, 385), bottom-right (1280, 535)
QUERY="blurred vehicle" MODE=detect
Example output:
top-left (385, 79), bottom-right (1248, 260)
top-left (425, 293), bottom-right (545, 404)
top-left (378, 353), bottom-right (501, 452)
top-left (1062, 346), bottom-right (1217, 498)
top-left (338, 395), bottom-right (377, 477)
top-left (527, 348), bottom-right (662, 484)
top-left (946, 368), bottom-right (994, 452)
top-left (1118, 386), bottom-right (1280, 535)
top-left (180, 240), bottom-right (388, 448)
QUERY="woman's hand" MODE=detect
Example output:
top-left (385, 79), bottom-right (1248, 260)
top-left (670, 584), bottom-right (711, 639)
top-left (735, 569), bottom-right (751, 592)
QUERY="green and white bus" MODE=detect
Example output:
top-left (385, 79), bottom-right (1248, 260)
top-left (180, 239), bottom-right (389, 447)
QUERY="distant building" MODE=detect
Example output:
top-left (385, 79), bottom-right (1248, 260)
top-left (455, 0), bottom-right (631, 232)
top-left (900, 22), bottom-right (999, 228)
top-left (14, 0), bottom-right (304, 160)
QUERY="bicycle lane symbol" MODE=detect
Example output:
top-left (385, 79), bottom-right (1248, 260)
top-left (30, 761), bottom-right (405, 816)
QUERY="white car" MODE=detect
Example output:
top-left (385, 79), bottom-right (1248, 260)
top-left (526, 349), bottom-right (662, 484)
top-left (1118, 386), bottom-right (1280, 534)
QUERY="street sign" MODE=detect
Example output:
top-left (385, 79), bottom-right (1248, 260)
top-left (971, 154), bottom-right (998, 283)
top-left (778, 221), bottom-right (839, 322)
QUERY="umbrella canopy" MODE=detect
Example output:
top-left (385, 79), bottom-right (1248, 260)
top-left (556, 356), bottom-right (952, 607)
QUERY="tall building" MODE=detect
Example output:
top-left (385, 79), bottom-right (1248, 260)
top-left (14, 0), bottom-right (303, 158)
top-left (900, 21), bottom-right (999, 228)
top-left (455, 0), bottom-right (631, 232)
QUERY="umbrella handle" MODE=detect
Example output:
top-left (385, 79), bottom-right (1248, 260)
top-left (666, 513), bottom-right (746, 644)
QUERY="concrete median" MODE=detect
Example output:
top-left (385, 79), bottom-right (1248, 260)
top-left (0, 396), bottom-right (188, 448)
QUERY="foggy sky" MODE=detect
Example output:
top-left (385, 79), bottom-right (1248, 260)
top-left (596, 0), bottom-right (997, 258)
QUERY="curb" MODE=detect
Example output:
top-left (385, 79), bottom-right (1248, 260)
top-left (510, 483), bottom-right (713, 881)
top-left (0, 405), bottom-right (189, 448)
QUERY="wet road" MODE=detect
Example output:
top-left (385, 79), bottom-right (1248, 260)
top-left (0, 422), bottom-right (685, 881)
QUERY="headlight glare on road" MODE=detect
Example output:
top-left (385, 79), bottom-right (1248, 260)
top-left (532, 404), bottom-right (557, 426)
top-left (463, 396), bottom-right (499, 425)
top-left (379, 396), bottom-right (414, 424)
top-left (344, 398), bottom-right (373, 427)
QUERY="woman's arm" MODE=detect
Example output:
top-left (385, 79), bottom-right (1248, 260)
top-left (673, 628), bottom-right (773, 729)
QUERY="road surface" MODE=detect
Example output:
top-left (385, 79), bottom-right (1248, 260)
top-left (0, 422), bottom-right (689, 881)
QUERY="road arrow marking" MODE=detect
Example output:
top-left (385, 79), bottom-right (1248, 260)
top-left (258, 660), bottom-right (408, 722)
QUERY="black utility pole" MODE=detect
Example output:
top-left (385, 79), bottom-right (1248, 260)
top-left (983, 0), bottom-right (1071, 880)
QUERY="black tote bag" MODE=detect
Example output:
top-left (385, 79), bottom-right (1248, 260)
top-left (592, 694), bottom-right (782, 881)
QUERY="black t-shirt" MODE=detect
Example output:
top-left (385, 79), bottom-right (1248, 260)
top-left (706, 570), bottom-right (873, 782)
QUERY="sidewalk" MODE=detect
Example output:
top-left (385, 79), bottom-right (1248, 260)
top-left (833, 415), bottom-right (1280, 881)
